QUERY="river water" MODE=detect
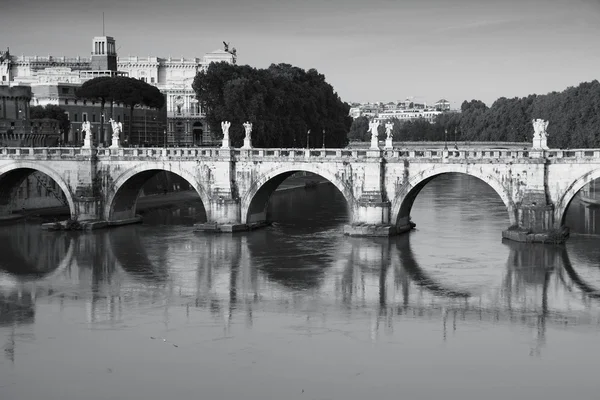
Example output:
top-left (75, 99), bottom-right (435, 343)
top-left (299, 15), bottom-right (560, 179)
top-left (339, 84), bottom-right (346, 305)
top-left (1, 174), bottom-right (600, 400)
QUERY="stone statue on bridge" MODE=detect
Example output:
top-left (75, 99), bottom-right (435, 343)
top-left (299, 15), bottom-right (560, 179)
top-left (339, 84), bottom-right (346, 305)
top-left (242, 121), bottom-right (253, 149)
top-left (368, 120), bottom-right (380, 150)
top-left (109, 118), bottom-right (122, 139)
top-left (81, 121), bottom-right (92, 148)
top-left (384, 121), bottom-right (394, 149)
top-left (221, 121), bottom-right (231, 148)
top-left (532, 118), bottom-right (549, 150)
top-left (109, 118), bottom-right (123, 149)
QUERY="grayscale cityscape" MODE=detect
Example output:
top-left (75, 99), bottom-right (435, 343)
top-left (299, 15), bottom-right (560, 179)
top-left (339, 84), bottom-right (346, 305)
top-left (1, 0), bottom-right (600, 399)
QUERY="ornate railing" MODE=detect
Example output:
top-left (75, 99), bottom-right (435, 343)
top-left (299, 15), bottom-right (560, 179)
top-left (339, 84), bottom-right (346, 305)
top-left (2, 146), bottom-right (600, 162)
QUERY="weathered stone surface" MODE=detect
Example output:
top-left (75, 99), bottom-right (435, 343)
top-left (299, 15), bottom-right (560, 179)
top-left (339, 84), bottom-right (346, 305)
top-left (0, 145), bottom-right (597, 239)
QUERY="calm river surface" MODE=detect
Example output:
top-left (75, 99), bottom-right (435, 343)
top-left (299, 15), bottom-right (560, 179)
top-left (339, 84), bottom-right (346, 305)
top-left (2, 174), bottom-right (600, 400)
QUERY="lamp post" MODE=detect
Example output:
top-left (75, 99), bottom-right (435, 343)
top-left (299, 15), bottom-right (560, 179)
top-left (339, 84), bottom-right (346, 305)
top-left (144, 108), bottom-right (147, 146)
top-left (322, 129), bottom-right (326, 149)
top-left (306, 129), bottom-right (310, 149)
top-left (444, 128), bottom-right (448, 150)
top-left (163, 129), bottom-right (166, 148)
top-left (454, 127), bottom-right (458, 150)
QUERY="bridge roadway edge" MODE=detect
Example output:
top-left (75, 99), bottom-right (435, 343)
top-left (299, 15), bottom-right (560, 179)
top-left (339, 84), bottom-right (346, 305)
top-left (0, 145), bottom-right (598, 243)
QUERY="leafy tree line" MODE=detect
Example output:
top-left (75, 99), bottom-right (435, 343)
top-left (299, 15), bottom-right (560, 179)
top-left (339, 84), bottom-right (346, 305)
top-left (30, 104), bottom-right (70, 137)
top-left (76, 76), bottom-right (165, 140)
top-left (192, 62), bottom-right (352, 148)
top-left (349, 80), bottom-right (600, 148)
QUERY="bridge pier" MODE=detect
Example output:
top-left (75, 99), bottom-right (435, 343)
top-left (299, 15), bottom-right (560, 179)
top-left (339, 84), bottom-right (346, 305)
top-left (502, 191), bottom-right (569, 244)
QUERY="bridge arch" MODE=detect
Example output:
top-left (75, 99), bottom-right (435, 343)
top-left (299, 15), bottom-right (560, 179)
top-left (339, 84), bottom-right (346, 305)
top-left (0, 162), bottom-right (76, 217)
top-left (241, 164), bottom-right (355, 225)
top-left (555, 168), bottom-right (600, 225)
top-left (390, 165), bottom-right (517, 227)
top-left (104, 162), bottom-right (211, 222)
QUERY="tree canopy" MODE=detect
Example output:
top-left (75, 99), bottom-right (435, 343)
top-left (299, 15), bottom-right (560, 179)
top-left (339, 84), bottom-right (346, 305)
top-left (76, 76), bottom-right (165, 141)
top-left (360, 80), bottom-right (600, 148)
top-left (30, 104), bottom-right (70, 135)
top-left (192, 62), bottom-right (352, 148)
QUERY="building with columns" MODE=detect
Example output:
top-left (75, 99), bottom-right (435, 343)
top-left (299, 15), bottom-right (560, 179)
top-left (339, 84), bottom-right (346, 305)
top-left (0, 35), bottom-right (236, 146)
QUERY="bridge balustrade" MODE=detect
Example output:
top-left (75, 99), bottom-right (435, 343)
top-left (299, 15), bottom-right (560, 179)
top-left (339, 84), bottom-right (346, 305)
top-left (3, 146), bottom-right (600, 162)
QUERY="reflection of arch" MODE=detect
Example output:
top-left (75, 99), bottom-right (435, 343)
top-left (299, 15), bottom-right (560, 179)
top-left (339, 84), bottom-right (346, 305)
top-left (559, 248), bottom-right (600, 299)
top-left (104, 163), bottom-right (210, 221)
top-left (0, 162), bottom-right (76, 217)
top-left (108, 226), bottom-right (169, 283)
top-left (241, 165), bottom-right (355, 224)
top-left (555, 169), bottom-right (600, 225)
top-left (0, 229), bottom-right (74, 281)
top-left (390, 167), bottom-right (516, 227)
top-left (395, 235), bottom-right (471, 298)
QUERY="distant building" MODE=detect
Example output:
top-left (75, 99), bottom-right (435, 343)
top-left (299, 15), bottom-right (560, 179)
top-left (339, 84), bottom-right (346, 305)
top-left (434, 99), bottom-right (451, 111)
top-left (0, 35), bottom-right (237, 146)
top-left (0, 85), bottom-right (60, 146)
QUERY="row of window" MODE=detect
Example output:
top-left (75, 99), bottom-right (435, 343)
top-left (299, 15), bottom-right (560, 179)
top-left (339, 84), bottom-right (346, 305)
top-left (138, 77), bottom-right (156, 83)
top-left (65, 112), bottom-right (121, 123)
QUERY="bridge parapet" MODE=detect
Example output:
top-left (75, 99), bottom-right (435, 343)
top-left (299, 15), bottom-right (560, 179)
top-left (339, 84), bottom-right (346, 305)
top-left (4, 146), bottom-right (600, 163)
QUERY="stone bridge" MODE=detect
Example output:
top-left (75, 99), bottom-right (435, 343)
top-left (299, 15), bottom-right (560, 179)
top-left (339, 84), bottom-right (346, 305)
top-left (0, 144), bottom-right (598, 241)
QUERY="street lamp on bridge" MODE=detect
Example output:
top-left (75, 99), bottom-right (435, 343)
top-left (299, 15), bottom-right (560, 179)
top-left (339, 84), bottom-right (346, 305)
top-left (307, 129), bottom-right (310, 149)
top-left (322, 129), bottom-right (326, 149)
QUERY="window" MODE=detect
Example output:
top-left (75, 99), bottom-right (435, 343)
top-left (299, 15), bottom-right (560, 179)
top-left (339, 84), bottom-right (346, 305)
top-left (61, 88), bottom-right (69, 94)
top-left (83, 100), bottom-right (87, 105)
top-left (74, 113), bottom-right (78, 122)
top-left (140, 77), bottom-right (146, 83)
top-left (1, 76), bottom-right (5, 82)
top-left (65, 99), bottom-right (69, 105)
top-left (74, 99), bottom-right (78, 105)
top-left (151, 77), bottom-right (155, 83)
top-left (92, 114), bottom-right (96, 122)
top-left (82, 113), bottom-right (87, 122)
top-left (65, 112), bottom-right (70, 120)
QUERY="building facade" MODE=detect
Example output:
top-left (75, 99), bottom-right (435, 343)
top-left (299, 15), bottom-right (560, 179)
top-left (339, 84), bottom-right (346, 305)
top-left (0, 35), bottom-right (236, 146)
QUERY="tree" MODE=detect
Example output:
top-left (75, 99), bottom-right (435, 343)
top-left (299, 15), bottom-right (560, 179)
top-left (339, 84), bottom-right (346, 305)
top-left (110, 76), bottom-right (165, 143)
top-left (193, 62), bottom-right (352, 148)
top-left (347, 116), bottom-right (369, 141)
top-left (76, 76), bottom-right (114, 143)
top-left (77, 76), bottom-right (166, 145)
top-left (30, 104), bottom-right (70, 141)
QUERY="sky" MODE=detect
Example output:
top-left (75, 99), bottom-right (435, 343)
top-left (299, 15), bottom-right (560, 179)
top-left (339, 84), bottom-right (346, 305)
top-left (1, 0), bottom-right (600, 107)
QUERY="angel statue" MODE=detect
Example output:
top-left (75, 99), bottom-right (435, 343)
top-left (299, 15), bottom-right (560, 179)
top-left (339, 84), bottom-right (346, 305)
top-left (109, 118), bottom-right (122, 139)
top-left (368, 120), bottom-right (380, 140)
top-left (243, 121), bottom-right (253, 140)
top-left (385, 121), bottom-right (394, 139)
top-left (221, 121), bottom-right (231, 139)
top-left (81, 121), bottom-right (92, 141)
top-left (223, 41), bottom-right (230, 52)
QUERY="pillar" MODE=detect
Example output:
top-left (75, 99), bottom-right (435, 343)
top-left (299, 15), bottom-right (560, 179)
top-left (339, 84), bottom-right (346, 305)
top-left (343, 150), bottom-right (398, 236)
top-left (194, 148), bottom-right (245, 233)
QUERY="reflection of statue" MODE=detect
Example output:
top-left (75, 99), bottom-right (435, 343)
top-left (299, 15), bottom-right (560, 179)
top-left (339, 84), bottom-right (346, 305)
top-left (532, 118), bottom-right (549, 150)
top-left (109, 118), bottom-right (122, 139)
top-left (385, 121), bottom-right (394, 139)
top-left (221, 121), bottom-right (231, 139)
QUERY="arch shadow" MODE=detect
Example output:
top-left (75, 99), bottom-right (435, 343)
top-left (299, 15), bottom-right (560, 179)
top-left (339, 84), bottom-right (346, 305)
top-left (394, 234), bottom-right (472, 298)
top-left (0, 162), bottom-right (75, 217)
top-left (390, 167), bottom-right (517, 227)
top-left (241, 165), bottom-right (355, 225)
top-left (556, 169), bottom-right (600, 226)
top-left (0, 225), bottom-right (74, 280)
top-left (105, 163), bottom-right (210, 222)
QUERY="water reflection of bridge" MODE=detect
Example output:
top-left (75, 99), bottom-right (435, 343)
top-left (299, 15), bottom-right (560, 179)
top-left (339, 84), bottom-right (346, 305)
top-left (2, 226), bottom-right (600, 360)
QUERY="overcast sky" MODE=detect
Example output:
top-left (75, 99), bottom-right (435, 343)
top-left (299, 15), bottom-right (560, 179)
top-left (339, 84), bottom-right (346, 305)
top-left (2, 0), bottom-right (599, 106)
